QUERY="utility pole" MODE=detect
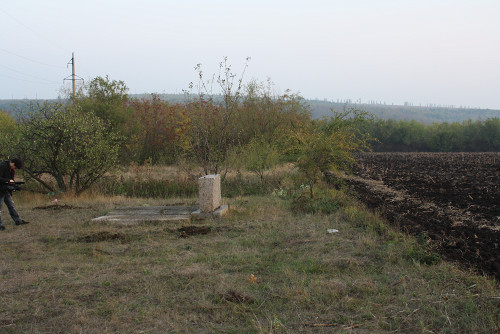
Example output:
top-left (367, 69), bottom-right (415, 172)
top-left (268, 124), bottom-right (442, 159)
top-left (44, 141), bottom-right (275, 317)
top-left (70, 52), bottom-right (75, 95)
top-left (64, 52), bottom-right (83, 99)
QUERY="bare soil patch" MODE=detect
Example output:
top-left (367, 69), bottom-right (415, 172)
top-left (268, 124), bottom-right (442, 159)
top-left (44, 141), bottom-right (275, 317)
top-left (76, 231), bottom-right (128, 243)
top-left (222, 289), bottom-right (255, 304)
top-left (177, 225), bottom-right (212, 238)
top-left (34, 204), bottom-right (82, 210)
top-left (348, 152), bottom-right (500, 279)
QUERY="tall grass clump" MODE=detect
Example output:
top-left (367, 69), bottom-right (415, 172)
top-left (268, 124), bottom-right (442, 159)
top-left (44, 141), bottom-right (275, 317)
top-left (222, 173), bottom-right (283, 198)
top-left (284, 181), bottom-right (354, 215)
top-left (94, 176), bottom-right (198, 198)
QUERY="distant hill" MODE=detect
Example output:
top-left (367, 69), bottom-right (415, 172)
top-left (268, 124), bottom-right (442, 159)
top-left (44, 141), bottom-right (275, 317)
top-left (0, 99), bottom-right (28, 114)
top-left (0, 99), bottom-right (61, 115)
top-left (2, 95), bottom-right (499, 123)
top-left (307, 99), bottom-right (500, 123)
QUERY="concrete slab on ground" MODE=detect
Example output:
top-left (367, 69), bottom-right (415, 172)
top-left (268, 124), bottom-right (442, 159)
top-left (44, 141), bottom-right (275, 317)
top-left (91, 206), bottom-right (198, 225)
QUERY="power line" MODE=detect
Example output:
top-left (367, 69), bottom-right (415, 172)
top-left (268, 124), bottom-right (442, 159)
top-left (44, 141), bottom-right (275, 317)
top-left (0, 47), bottom-right (66, 69)
top-left (0, 73), bottom-right (59, 85)
top-left (0, 8), bottom-right (67, 52)
top-left (0, 64), bottom-right (60, 84)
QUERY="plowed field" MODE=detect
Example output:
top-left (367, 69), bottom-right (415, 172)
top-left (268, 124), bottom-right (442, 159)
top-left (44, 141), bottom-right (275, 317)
top-left (347, 152), bottom-right (500, 279)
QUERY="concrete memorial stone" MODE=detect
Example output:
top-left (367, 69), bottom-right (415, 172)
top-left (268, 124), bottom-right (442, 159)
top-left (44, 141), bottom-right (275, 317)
top-left (191, 174), bottom-right (228, 219)
top-left (198, 174), bottom-right (222, 212)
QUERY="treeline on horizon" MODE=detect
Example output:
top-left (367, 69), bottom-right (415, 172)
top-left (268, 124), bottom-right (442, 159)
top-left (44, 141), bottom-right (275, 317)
top-left (3, 94), bottom-right (500, 124)
top-left (359, 118), bottom-right (500, 152)
top-left (308, 100), bottom-right (500, 123)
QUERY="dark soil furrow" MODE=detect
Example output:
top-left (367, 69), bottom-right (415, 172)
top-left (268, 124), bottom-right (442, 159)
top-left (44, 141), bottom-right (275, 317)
top-left (348, 152), bottom-right (500, 280)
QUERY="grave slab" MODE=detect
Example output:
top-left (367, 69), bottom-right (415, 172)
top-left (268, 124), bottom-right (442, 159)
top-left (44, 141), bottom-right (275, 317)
top-left (91, 206), bottom-right (197, 225)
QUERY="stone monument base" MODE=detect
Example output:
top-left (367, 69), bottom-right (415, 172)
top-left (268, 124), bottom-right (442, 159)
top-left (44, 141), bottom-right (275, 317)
top-left (191, 205), bottom-right (229, 220)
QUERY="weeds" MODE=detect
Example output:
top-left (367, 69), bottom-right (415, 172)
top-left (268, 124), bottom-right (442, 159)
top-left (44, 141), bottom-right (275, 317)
top-left (223, 176), bottom-right (277, 197)
top-left (288, 185), bottom-right (353, 215)
top-left (91, 166), bottom-right (284, 199)
top-left (95, 177), bottom-right (198, 198)
top-left (405, 244), bottom-right (441, 265)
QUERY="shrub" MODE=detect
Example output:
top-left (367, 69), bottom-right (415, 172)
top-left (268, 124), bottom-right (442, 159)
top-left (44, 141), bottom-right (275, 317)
top-left (15, 102), bottom-right (120, 194)
top-left (286, 108), bottom-right (374, 198)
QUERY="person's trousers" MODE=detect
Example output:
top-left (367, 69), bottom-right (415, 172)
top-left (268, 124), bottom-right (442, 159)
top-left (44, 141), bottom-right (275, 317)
top-left (0, 191), bottom-right (21, 226)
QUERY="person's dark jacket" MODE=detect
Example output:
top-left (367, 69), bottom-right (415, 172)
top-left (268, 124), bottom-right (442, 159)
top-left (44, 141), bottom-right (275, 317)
top-left (0, 161), bottom-right (15, 191)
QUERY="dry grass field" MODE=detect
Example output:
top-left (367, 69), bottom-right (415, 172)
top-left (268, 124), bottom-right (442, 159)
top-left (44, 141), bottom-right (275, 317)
top-left (0, 185), bottom-right (498, 333)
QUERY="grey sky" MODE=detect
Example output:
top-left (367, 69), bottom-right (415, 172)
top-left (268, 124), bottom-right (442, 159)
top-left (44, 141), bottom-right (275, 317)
top-left (1, 0), bottom-right (499, 109)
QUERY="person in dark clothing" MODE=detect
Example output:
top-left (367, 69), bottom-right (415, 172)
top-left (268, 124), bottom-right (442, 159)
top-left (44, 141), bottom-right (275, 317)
top-left (0, 158), bottom-right (29, 231)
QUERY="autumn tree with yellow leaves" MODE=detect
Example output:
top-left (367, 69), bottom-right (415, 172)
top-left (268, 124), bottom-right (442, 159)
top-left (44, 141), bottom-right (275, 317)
top-left (286, 108), bottom-right (374, 198)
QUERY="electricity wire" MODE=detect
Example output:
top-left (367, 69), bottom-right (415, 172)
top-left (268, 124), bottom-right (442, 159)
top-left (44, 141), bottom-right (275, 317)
top-left (0, 47), bottom-right (66, 69)
top-left (0, 73), bottom-right (59, 85)
top-left (0, 8), bottom-right (67, 52)
top-left (0, 64), bottom-right (61, 84)
top-left (0, 7), bottom-right (78, 98)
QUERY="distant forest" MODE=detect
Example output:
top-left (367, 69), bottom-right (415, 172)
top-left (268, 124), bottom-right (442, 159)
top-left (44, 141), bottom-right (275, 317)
top-left (360, 118), bottom-right (500, 152)
top-left (2, 95), bottom-right (500, 124)
top-left (307, 99), bottom-right (500, 123)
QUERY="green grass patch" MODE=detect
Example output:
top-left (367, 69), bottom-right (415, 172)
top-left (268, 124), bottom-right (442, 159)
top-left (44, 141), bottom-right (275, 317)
top-left (0, 192), bottom-right (498, 333)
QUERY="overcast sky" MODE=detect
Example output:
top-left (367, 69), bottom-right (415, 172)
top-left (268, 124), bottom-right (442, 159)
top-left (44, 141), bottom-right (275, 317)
top-left (1, 0), bottom-right (499, 109)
